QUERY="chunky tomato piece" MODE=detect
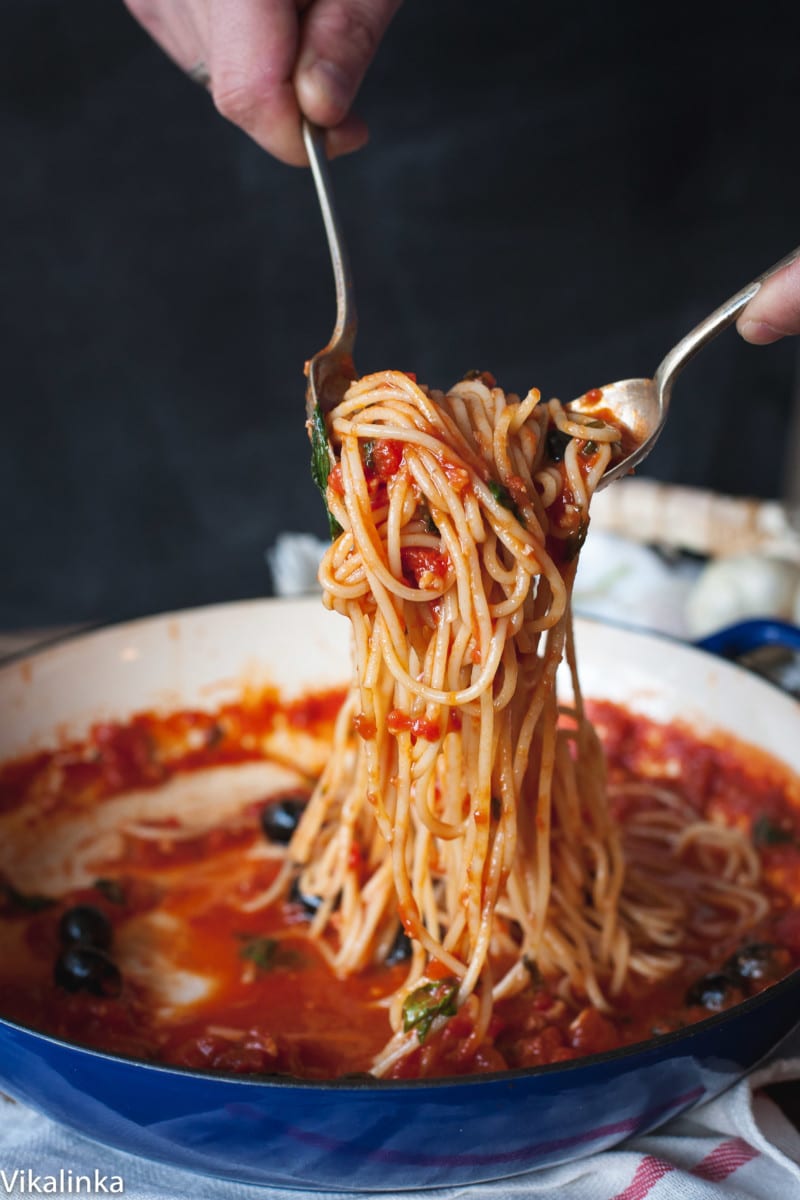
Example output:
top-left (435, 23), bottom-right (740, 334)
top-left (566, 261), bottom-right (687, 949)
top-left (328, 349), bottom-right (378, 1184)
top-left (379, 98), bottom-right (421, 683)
top-left (372, 440), bottom-right (404, 480)
top-left (173, 1030), bottom-right (284, 1073)
top-left (569, 1006), bottom-right (619, 1054)
top-left (400, 548), bottom-right (449, 588)
top-left (327, 465), bottom-right (344, 497)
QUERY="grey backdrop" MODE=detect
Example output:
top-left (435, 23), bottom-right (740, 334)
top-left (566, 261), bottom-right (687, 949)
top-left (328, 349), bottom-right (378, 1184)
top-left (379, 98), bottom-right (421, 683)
top-left (2, 1), bottom-right (799, 627)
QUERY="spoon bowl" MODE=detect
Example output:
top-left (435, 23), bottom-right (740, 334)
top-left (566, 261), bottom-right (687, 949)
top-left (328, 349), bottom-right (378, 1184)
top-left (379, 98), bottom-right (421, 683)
top-left (568, 377), bottom-right (661, 487)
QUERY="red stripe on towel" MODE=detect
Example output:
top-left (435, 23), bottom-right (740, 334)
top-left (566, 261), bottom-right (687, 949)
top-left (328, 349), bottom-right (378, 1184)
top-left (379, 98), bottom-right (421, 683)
top-left (691, 1137), bottom-right (760, 1182)
top-left (612, 1138), bottom-right (760, 1199)
top-left (610, 1155), bottom-right (674, 1200)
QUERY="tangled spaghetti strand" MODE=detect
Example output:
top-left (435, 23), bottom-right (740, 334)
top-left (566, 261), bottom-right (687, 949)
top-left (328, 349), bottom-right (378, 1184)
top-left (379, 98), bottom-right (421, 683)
top-left (265, 371), bottom-right (768, 1075)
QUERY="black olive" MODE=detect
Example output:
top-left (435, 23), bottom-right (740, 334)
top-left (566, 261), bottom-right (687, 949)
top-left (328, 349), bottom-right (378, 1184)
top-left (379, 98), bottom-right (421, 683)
top-left (684, 972), bottom-right (738, 1010)
top-left (59, 905), bottom-right (113, 951)
top-left (724, 942), bottom-right (782, 983)
top-left (546, 428), bottom-right (572, 462)
top-left (260, 795), bottom-right (308, 845)
top-left (386, 925), bottom-right (413, 965)
top-left (54, 946), bottom-right (122, 998)
top-left (288, 876), bottom-right (324, 916)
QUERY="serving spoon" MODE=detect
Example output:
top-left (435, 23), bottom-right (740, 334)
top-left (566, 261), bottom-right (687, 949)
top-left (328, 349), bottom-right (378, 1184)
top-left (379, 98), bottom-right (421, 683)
top-left (303, 118), bottom-right (799, 489)
top-left (569, 243), bottom-right (800, 488)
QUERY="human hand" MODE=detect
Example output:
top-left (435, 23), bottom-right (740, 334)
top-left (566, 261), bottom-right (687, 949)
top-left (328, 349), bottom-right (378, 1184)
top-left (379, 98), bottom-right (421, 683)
top-left (737, 250), bottom-right (800, 345)
top-left (123, 0), bottom-right (402, 165)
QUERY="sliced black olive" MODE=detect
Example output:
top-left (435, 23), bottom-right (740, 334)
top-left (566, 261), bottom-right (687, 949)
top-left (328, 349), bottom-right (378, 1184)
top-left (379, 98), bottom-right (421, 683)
top-left (724, 942), bottom-right (783, 983)
top-left (546, 428), bottom-right (572, 462)
top-left (684, 972), bottom-right (738, 1011)
top-left (59, 905), bottom-right (113, 951)
top-left (260, 795), bottom-right (308, 845)
top-left (288, 876), bottom-right (324, 916)
top-left (54, 946), bottom-right (122, 998)
top-left (386, 925), bottom-right (412, 965)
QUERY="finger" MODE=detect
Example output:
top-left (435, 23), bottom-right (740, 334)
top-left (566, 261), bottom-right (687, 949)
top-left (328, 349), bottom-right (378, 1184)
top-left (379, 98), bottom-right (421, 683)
top-left (322, 112), bottom-right (370, 159)
top-left (207, 0), bottom-right (306, 165)
top-left (737, 253), bottom-right (800, 345)
top-left (294, 0), bottom-right (403, 130)
top-left (123, 0), bottom-right (209, 74)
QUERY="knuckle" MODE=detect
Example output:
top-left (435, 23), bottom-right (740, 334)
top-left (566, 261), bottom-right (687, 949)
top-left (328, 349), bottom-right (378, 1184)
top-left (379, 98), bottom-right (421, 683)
top-left (345, 12), bottom-right (380, 61)
top-left (211, 74), bottom-right (264, 127)
top-left (322, 3), bottom-right (382, 62)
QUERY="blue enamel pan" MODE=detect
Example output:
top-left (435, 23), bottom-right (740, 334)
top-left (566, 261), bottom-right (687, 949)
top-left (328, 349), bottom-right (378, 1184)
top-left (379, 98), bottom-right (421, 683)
top-left (0, 601), bottom-right (797, 1190)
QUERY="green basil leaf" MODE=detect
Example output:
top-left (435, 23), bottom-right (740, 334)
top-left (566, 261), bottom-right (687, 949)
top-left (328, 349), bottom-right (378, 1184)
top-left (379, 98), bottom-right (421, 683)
top-left (310, 403), bottom-right (342, 540)
top-left (237, 934), bottom-right (301, 972)
top-left (238, 935), bottom-right (279, 972)
top-left (93, 878), bottom-right (126, 906)
top-left (753, 815), bottom-right (795, 847)
top-left (402, 979), bottom-right (458, 1043)
top-left (488, 479), bottom-right (521, 521)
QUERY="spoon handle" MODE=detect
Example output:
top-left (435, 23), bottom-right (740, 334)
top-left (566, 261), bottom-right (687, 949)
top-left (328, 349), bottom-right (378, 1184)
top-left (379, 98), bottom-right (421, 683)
top-left (302, 120), bottom-right (357, 353)
top-left (655, 244), bottom-right (800, 398)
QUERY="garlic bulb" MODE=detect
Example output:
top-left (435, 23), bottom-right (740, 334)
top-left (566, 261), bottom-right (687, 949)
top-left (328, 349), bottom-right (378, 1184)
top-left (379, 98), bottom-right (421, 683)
top-left (686, 554), bottom-right (800, 639)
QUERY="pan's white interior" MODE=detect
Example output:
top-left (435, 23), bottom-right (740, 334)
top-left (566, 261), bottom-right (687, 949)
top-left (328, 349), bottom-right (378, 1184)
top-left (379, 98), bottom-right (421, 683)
top-left (1, 596), bottom-right (798, 772)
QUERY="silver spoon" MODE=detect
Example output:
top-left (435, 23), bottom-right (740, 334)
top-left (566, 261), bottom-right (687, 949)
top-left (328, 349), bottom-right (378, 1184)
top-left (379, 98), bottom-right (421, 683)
top-left (570, 244), bottom-right (800, 488)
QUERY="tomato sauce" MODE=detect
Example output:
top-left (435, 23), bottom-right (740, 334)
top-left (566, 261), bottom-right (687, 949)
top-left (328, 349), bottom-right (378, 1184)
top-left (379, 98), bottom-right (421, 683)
top-left (0, 692), bottom-right (799, 1080)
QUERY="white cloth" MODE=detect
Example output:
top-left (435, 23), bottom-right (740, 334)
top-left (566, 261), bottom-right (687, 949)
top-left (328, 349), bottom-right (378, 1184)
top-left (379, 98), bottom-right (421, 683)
top-left (2, 1032), bottom-right (800, 1198)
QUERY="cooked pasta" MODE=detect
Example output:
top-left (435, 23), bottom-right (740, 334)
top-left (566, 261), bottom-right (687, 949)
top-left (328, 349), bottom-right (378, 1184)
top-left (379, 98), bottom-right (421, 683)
top-left (259, 370), bottom-right (767, 1074)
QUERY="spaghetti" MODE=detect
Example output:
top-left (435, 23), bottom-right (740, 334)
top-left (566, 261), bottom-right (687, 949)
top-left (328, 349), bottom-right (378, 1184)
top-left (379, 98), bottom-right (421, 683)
top-left (253, 370), bottom-right (768, 1075)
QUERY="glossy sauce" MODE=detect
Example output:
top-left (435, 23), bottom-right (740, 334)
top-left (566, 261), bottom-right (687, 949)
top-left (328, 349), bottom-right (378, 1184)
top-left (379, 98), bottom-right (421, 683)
top-left (0, 691), bottom-right (798, 1079)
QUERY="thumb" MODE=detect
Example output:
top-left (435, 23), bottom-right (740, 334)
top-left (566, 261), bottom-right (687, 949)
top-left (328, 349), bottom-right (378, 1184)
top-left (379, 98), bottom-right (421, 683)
top-left (294, 0), bottom-right (402, 130)
top-left (737, 250), bottom-right (800, 345)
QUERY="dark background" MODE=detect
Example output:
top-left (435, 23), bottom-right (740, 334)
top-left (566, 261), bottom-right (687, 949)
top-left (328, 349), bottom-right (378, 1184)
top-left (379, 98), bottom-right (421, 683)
top-left (2, 1), bottom-right (799, 628)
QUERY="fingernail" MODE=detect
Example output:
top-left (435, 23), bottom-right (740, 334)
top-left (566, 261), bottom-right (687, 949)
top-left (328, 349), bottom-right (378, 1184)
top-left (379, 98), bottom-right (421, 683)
top-left (737, 318), bottom-right (784, 345)
top-left (298, 59), bottom-right (352, 122)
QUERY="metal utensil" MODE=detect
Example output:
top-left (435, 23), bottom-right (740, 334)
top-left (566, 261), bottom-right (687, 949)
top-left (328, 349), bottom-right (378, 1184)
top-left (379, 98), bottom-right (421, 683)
top-left (570, 245), bottom-right (800, 488)
top-left (303, 120), bottom-right (357, 424)
top-left (301, 133), bottom-right (798, 489)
